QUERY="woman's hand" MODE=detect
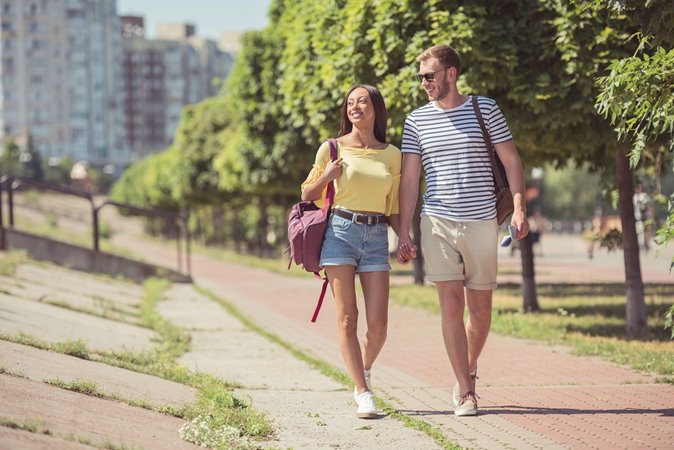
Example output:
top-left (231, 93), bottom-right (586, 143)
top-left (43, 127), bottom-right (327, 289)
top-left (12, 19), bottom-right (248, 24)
top-left (397, 235), bottom-right (417, 264)
top-left (323, 157), bottom-right (344, 182)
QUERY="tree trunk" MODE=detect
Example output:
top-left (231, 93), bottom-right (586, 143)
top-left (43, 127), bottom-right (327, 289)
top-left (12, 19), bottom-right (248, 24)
top-left (232, 209), bottom-right (242, 253)
top-left (519, 233), bottom-right (539, 311)
top-left (412, 190), bottom-right (424, 285)
top-left (616, 146), bottom-right (647, 338)
top-left (257, 197), bottom-right (269, 256)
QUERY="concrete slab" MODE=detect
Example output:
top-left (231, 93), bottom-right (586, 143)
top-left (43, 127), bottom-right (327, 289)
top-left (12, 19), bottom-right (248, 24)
top-left (0, 374), bottom-right (198, 450)
top-left (246, 389), bottom-right (440, 450)
top-left (158, 284), bottom-right (343, 391)
top-left (157, 283), bottom-right (443, 449)
top-left (0, 292), bottom-right (156, 353)
top-left (13, 264), bottom-right (144, 306)
top-left (0, 427), bottom-right (94, 450)
top-left (0, 340), bottom-right (195, 409)
top-left (0, 273), bottom-right (140, 323)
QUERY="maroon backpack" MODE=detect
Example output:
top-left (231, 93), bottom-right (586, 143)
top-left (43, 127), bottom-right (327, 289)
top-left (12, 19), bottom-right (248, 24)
top-left (286, 138), bottom-right (337, 322)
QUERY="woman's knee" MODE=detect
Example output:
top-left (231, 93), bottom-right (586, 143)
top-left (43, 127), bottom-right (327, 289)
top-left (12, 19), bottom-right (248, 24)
top-left (338, 310), bottom-right (359, 335)
top-left (367, 319), bottom-right (388, 339)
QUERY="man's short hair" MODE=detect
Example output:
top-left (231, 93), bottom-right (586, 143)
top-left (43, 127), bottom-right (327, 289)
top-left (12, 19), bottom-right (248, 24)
top-left (416, 45), bottom-right (461, 76)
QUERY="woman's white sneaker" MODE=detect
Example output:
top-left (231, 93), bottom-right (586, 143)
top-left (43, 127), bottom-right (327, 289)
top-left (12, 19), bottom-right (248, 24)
top-left (353, 370), bottom-right (373, 402)
top-left (355, 391), bottom-right (378, 419)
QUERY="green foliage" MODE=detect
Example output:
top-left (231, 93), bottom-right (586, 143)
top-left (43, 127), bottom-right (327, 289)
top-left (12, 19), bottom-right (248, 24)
top-left (0, 139), bottom-right (21, 176)
top-left (540, 162), bottom-right (602, 220)
top-left (110, 150), bottom-right (180, 212)
top-left (592, 0), bottom-right (674, 283)
top-left (596, 46), bottom-right (674, 161)
top-left (113, 0), bottom-right (672, 259)
top-left (43, 155), bottom-right (76, 186)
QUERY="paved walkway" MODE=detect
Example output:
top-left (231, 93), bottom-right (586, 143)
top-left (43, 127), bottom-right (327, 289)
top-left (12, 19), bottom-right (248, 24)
top-left (108, 230), bottom-right (674, 450)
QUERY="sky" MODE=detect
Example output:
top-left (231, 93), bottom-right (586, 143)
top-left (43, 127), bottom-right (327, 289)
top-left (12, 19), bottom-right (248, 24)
top-left (117, 0), bottom-right (273, 40)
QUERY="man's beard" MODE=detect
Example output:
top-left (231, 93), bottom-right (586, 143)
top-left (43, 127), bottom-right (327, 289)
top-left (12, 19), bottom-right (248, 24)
top-left (430, 84), bottom-right (450, 102)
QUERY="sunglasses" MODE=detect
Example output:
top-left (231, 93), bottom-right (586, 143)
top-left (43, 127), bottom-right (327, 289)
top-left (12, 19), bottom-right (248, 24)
top-left (415, 67), bottom-right (450, 83)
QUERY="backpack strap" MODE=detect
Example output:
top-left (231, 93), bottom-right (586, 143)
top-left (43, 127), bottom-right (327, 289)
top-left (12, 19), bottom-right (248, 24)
top-left (324, 138), bottom-right (338, 210)
top-left (310, 138), bottom-right (338, 322)
top-left (471, 96), bottom-right (508, 191)
top-left (311, 274), bottom-right (329, 322)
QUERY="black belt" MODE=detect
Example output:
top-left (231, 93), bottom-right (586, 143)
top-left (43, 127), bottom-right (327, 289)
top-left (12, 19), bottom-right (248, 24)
top-left (332, 209), bottom-right (387, 225)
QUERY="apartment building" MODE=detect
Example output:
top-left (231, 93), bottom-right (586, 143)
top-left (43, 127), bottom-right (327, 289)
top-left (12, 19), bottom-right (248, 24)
top-left (0, 0), bottom-right (128, 168)
top-left (0, 1), bottom-right (233, 169)
top-left (121, 18), bottom-right (233, 160)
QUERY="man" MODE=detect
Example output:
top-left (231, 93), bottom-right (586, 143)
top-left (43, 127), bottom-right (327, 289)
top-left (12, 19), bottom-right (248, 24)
top-left (397, 44), bottom-right (529, 416)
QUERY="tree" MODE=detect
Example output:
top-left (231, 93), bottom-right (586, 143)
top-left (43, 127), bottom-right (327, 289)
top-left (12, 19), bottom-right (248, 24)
top-left (1, 139), bottom-right (21, 177)
top-left (594, 0), bottom-right (674, 337)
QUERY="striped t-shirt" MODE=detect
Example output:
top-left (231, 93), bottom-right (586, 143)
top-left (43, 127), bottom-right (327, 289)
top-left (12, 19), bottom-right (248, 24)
top-left (401, 96), bottom-right (512, 221)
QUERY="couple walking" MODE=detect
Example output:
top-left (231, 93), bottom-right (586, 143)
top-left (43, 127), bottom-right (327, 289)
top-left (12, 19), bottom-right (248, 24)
top-left (300, 44), bottom-right (529, 418)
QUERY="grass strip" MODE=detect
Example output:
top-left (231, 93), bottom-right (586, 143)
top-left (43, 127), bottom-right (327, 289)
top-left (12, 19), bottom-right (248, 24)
top-left (0, 250), bottom-right (29, 276)
top-left (0, 417), bottom-right (50, 434)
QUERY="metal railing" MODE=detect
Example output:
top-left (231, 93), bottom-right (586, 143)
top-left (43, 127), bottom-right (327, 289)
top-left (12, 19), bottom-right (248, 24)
top-left (0, 176), bottom-right (191, 276)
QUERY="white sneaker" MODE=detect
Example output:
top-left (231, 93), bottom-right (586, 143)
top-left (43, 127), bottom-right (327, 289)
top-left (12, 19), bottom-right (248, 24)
top-left (353, 370), bottom-right (373, 402)
top-left (453, 370), bottom-right (478, 407)
top-left (355, 391), bottom-right (378, 419)
top-left (454, 391), bottom-right (479, 417)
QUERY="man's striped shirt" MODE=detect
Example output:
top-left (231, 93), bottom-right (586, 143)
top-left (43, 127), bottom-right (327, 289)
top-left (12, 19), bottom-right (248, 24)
top-left (401, 96), bottom-right (512, 221)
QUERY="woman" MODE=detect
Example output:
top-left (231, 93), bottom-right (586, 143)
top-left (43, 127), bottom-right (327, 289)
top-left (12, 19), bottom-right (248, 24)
top-left (301, 84), bottom-right (401, 419)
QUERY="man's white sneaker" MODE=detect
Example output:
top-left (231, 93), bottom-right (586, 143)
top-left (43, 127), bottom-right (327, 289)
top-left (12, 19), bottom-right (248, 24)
top-left (453, 370), bottom-right (478, 407)
top-left (454, 391), bottom-right (479, 417)
top-left (355, 391), bottom-right (378, 419)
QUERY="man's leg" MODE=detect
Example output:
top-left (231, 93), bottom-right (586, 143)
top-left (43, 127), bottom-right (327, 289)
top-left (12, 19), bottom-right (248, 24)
top-left (436, 280), bottom-right (473, 395)
top-left (465, 288), bottom-right (493, 374)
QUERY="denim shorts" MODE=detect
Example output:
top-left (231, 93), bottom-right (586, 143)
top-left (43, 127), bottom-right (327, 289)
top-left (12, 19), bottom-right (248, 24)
top-left (320, 213), bottom-right (390, 272)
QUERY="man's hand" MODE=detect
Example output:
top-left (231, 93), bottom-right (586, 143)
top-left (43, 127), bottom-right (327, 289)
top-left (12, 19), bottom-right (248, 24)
top-left (397, 235), bottom-right (418, 264)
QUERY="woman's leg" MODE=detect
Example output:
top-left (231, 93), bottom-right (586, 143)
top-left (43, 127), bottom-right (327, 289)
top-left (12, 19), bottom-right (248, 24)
top-left (358, 271), bottom-right (389, 373)
top-left (326, 265), bottom-right (369, 394)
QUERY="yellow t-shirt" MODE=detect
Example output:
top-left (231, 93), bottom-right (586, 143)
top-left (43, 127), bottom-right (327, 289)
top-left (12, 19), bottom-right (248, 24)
top-left (301, 142), bottom-right (401, 215)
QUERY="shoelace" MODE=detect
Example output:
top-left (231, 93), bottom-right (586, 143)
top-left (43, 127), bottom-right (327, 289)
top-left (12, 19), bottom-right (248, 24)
top-left (459, 391), bottom-right (480, 405)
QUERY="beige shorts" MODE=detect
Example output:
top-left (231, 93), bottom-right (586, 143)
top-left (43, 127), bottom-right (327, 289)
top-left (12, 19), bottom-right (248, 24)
top-left (421, 215), bottom-right (499, 290)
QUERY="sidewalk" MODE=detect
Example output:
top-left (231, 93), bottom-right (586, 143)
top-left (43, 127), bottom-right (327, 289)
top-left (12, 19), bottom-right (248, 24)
top-left (110, 231), bottom-right (674, 450)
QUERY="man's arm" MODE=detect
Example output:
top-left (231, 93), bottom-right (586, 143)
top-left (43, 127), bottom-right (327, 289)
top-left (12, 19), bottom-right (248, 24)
top-left (397, 153), bottom-right (421, 262)
top-left (494, 140), bottom-right (529, 239)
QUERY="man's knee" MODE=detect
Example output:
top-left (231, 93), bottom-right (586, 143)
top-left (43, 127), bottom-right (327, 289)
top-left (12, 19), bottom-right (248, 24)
top-left (467, 291), bottom-right (493, 322)
top-left (440, 299), bottom-right (464, 319)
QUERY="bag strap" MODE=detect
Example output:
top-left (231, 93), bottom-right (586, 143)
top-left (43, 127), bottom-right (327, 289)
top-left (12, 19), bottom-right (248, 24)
top-left (324, 138), bottom-right (338, 211)
top-left (311, 275), bottom-right (329, 322)
top-left (310, 138), bottom-right (338, 323)
top-left (471, 96), bottom-right (507, 190)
